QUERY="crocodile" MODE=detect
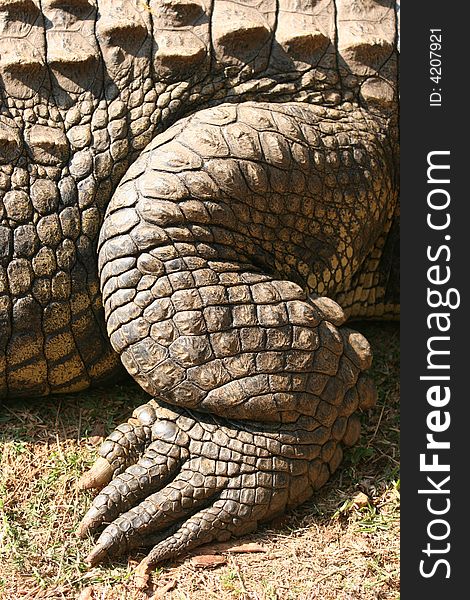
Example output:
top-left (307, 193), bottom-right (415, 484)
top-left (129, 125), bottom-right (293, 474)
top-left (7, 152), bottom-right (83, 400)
top-left (0, 0), bottom-right (399, 569)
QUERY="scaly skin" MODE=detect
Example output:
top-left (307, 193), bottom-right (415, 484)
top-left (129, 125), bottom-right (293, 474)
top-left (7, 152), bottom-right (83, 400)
top-left (0, 0), bottom-right (399, 567)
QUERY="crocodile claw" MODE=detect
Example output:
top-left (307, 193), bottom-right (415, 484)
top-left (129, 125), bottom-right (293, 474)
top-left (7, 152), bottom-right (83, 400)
top-left (78, 321), bottom-right (375, 567)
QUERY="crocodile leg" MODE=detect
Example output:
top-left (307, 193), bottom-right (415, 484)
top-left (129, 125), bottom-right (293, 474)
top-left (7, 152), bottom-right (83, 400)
top-left (80, 373), bottom-right (373, 567)
top-left (79, 100), bottom-right (395, 565)
top-left (79, 321), bottom-right (375, 567)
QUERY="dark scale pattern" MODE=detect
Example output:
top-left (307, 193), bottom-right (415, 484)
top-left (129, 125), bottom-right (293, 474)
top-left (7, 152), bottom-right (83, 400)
top-left (78, 99), bottom-right (389, 565)
top-left (0, 0), bottom-right (398, 568)
top-left (79, 399), bottom-right (371, 565)
top-left (98, 101), bottom-right (392, 426)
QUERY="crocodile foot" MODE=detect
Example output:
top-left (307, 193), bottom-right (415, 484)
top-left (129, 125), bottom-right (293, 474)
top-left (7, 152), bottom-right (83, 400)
top-left (78, 312), bottom-right (376, 568)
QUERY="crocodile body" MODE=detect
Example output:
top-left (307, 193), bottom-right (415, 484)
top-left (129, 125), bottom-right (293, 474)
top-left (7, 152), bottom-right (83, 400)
top-left (0, 0), bottom-right (399, 567)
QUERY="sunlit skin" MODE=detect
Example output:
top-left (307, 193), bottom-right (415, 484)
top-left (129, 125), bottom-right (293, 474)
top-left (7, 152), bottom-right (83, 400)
top-left (0, 0), bottom-right (398, 569)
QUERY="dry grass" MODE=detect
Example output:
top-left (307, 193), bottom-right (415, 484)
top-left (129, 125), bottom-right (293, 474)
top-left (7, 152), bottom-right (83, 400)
top-left (0, 322), bottom-right (399, 600)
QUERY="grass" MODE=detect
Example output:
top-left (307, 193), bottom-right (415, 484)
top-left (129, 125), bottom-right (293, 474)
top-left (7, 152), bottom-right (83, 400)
top-left (0, 321), bottom-right (399, 600)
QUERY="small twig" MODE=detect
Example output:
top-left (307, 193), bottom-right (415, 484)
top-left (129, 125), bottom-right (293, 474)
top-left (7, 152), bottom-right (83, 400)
top-left (313, 566), bottom-right (349, 584)
top-left (370, 394), bottom-right (388, 443)
top-left (233, 562), bottom-right (247, 594)
top-left (77, 408), bottom-right (83, 443)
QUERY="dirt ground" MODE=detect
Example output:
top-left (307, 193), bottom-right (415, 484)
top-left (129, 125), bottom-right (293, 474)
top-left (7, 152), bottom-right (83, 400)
top-left (0, 322), bottom-right (399, 600)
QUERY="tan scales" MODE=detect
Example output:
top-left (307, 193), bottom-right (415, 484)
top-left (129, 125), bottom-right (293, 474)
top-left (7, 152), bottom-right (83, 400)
top-left (0, 0), bottom-right (399, 568)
